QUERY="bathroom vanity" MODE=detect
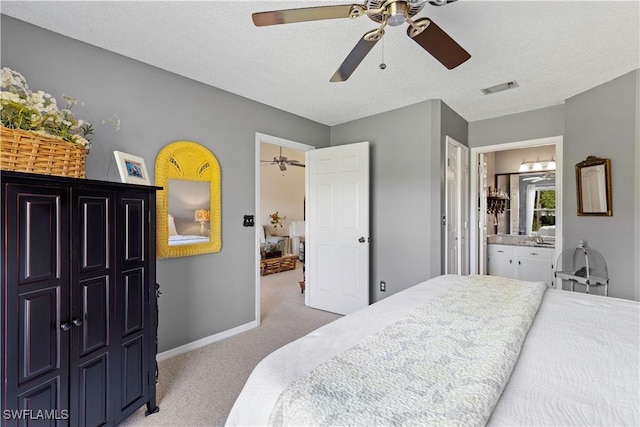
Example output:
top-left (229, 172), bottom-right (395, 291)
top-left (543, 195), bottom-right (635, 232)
top-left (487, 237), bottom-right (555, 287)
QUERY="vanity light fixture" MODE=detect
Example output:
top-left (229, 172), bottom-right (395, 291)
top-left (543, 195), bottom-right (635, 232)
top-left (532, 160), bottom-right (543, 171)
top-left (518, 157), bottom-right (556, 172)
top-left (518, 160), bottom-right (529, 172)
top-left (546, 157), bottom-right (556, 170)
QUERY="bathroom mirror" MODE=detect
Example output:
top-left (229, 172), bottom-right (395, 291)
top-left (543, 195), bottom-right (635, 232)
top-left (494, 172), bottom-right (556, 236)
top-left (576, 156), bottom-right (612, 216)
top-left (156, 141), bottom-right (221, 258)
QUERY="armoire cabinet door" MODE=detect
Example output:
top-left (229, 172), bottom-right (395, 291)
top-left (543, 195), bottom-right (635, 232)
top-left (69, 190), bottom-right (115, 427)
top-left (2, 183), bottom-right (71, 425)
top-left (114, 191), bottom-right (151, 420)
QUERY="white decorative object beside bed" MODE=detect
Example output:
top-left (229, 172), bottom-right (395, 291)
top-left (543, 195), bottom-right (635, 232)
top-left (226, 274), bottom-right (639, 426)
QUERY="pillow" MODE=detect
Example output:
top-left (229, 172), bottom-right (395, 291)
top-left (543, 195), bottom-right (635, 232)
top-left (168, 214), bottom-right (179, 236)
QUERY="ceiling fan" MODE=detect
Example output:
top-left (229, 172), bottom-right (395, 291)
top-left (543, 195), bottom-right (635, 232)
top-left (261, 146), bottom-right (305, 171)
top-left (522, 172), bottom-right (556, 184)
top-left (252, 0), bottom-right (470, 82)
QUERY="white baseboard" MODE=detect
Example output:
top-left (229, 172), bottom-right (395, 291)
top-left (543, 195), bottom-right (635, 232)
top-left (156, 320), bottom-right (258, 362)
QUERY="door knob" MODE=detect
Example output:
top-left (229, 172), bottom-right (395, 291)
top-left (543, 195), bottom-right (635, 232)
top-left (60, 322), bottom-right (71, 331)
top-left (359, 237), bottom-right (366, 243)
top-left (72, 318), bottom-right (83, 327)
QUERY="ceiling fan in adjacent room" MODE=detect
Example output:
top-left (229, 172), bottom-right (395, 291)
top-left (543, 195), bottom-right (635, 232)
top-left (261, 146), bottom-right (305, 171)
top-left (252, 0), bottom-right (470, 82)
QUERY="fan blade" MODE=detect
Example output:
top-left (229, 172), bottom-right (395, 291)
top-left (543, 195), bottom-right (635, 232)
top-left (253, 5), bottom-right (356, 27)
top-left (288, 163), bottom-right (305, 168)
top-left (407, 18), bottom-right (470, 69)
top-left (429, 0), bottom-right (457, 6)
top-left (330, 30), bottom-right (382, 82)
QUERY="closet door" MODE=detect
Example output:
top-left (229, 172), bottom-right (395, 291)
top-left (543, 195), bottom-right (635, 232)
top-left (2, 183), bottom-right (70, 425)
top-left (69, 189), bottom-right (115, 426)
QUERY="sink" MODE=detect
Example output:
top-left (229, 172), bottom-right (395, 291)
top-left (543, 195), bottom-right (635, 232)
top-left (533, 241), bottom-right (555, 247)
top-left (518, 240), bottom-right (555, 247)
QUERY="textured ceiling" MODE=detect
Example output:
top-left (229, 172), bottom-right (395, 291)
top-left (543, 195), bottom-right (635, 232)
top-left (2, 1), bottom-right (638, 125)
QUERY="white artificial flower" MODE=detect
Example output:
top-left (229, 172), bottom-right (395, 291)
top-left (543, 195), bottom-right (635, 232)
top-left (2, 67), bottom-right (96, 146)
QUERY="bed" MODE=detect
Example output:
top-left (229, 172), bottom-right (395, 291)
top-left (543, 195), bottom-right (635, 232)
top-left (226, 274), bottom-right (639, 426)
top-left (168, 234), bottom-right (209, 245)
top-left (167, 213), bottom-right (209, 245)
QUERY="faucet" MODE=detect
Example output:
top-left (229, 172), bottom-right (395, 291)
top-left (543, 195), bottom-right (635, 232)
top-left (533, 233), bottom-right (544, 244)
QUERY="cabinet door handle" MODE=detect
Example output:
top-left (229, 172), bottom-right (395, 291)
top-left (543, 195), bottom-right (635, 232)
top-left (497, 250), bottom-right (504, 253)
top-left (509, 260), bottom-right (512, 264)
top-left (60, 322), bottom-right (71, 331)
top-left (530, 252), bottom-right (538, 256)
top-left (72, 318), bottom-right (83, 327)
top-left (518, 261), bottom-right (521, 265)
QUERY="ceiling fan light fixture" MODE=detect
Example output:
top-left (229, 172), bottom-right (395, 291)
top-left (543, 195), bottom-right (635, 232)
top-left (386, 1), bottom-right (409, 26)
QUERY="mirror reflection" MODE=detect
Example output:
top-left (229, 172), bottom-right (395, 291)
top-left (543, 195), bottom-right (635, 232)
top-left (167, 179), bottom-right (211, 246)
top-left (494, 172), bottom-right (556, 238)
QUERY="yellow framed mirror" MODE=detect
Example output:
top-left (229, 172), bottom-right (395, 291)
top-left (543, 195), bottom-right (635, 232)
top-left (156, 141), bottom-right (221, 258)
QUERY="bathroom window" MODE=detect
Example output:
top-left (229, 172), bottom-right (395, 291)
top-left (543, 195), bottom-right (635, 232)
top-left (531, 188), bottom-right (556, 232)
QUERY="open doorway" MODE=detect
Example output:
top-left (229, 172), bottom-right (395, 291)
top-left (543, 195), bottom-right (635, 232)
top-left (470, 136), bottom-right (563, 287)
top-left (255, 133), bottom-right (313, 326)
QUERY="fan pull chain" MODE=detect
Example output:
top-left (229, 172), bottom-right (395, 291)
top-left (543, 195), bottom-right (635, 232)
top-left (379, 37), bottom-right (386, 70)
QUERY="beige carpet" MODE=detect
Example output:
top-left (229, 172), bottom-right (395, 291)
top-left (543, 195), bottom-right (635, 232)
top-left (120, 265), bottom-right (340, 426)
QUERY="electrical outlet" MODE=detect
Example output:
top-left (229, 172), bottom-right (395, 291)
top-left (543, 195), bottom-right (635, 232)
top-left (380, 281), bottom-right (386, 292)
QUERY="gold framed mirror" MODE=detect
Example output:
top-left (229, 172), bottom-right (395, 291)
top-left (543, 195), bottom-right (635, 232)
top-left (576, 156), bottom-right (612, 216)
top-left (156, 141), bottom-right (221, 258)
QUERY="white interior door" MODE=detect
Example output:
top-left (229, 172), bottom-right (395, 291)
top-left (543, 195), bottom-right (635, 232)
top-left (478, 152), bottom-right (488, 275)
top-left (306, 141), bottom-right (369, 315)
top-left (445, 137), bottom-right (469, 275)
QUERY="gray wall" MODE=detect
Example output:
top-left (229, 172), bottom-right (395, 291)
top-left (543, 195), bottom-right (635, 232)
top-left (470, 70), bottom-right (640, 301)
top-left (330, 101), bottom-right (433, 301)
top-left (469, 105), bottom-right (565, 148)
top-left (1, 16), bottom-right (330, 352)
top-left (330, 100), bottom-right (468, 301)
top-left (563, 70), bottom-right (639, 300)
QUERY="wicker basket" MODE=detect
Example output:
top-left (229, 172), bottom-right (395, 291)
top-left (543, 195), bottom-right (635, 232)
top-left (0, 126), bottom-right (88, 178)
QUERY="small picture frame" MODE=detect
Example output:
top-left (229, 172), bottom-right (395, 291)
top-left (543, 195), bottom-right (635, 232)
top-left (113, 151), bottom-right (151, 185)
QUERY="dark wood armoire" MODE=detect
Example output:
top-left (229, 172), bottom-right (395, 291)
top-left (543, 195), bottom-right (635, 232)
top-left (1, 171), bottom-right (159, 426)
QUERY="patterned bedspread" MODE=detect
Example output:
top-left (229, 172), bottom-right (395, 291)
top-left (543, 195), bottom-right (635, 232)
top-left (269, 275), bottom-right (547, 426)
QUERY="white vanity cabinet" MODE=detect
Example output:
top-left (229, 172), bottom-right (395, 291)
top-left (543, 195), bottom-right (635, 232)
top-left (487, 244), bottom-right (514, 279)
top-left (487, 244), bottom-right (555, 286)
top-left (513, 246), bottom-right (554, 286)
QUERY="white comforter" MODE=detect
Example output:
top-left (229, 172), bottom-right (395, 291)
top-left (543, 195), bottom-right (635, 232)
top-left (226, 275), bottom-right (640, 426)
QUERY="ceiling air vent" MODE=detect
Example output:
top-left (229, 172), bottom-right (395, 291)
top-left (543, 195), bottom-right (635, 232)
top-left (481, 80), bottom-right (519, 95)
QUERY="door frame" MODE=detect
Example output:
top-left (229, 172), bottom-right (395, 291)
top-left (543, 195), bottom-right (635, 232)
top-left (444, 136), bottom-right (469, 275)
top-left (255, 132), bottom-right (314, 326)
top-left (469, 136), bottom-right (563, 284)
